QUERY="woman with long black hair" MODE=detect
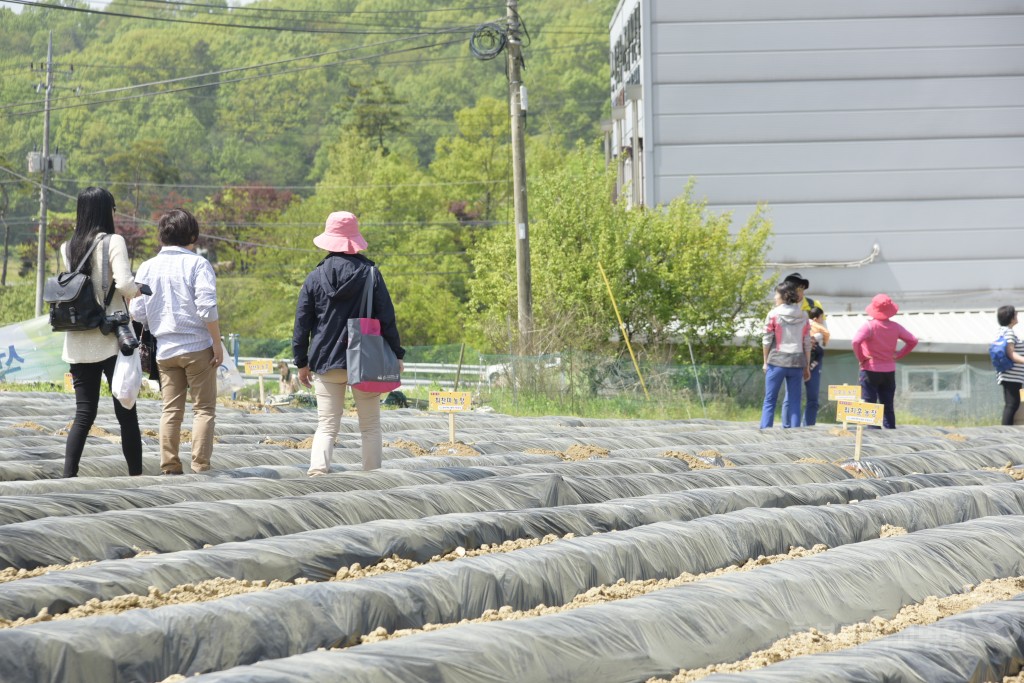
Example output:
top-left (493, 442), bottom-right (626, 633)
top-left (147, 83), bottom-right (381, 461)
top-left (60, 187), bottom-right (143, 477)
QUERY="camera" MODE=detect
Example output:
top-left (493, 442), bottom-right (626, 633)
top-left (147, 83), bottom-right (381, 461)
top-left (100, 311), bottom-right (139, 356)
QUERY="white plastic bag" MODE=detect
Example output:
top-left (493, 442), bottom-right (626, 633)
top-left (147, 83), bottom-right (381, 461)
top-left (216, 341), bottom-right (245, 396)
top-left (111, 350), bottom-right (143, 409)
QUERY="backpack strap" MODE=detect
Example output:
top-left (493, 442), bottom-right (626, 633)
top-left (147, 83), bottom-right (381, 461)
top-left (99, 235), bottom-right (115, 307)
top-left (71, 235), bottom-right (102, 274)
top-left (70, 235), bottom-right (115, 308)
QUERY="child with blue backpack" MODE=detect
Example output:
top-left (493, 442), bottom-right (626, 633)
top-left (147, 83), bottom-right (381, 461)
top-left (994, 305), bottom-right (1024, 425)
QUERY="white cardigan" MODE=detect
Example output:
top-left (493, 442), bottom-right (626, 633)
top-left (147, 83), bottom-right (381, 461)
top-left (60, 233), bottom-right (140, 364)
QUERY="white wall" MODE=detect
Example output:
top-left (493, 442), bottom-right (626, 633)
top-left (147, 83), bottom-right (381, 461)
top-left (644, 0), bottom-right (1024, 309)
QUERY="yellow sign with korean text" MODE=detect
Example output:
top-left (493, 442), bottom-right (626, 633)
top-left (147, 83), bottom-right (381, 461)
top-left (244, 359), bottom-right (274, 376)
top-left (828, 384), bottom-right (861, 402)
top-left (64, 372), bottom-right (74, 393)
top-left (837, 400), bottom-right (884, 426)
top-left (429, 391), bottom-right (471, 412)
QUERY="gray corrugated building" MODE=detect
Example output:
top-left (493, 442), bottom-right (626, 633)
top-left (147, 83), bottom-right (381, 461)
top-left (608, 0), bottom-right (1024, 316)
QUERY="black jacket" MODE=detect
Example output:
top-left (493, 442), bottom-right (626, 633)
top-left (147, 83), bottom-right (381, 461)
top-left (292, 253), bottom-right (404, 374)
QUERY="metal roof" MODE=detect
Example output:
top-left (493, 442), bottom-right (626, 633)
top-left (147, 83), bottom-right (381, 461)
top-left (823, 309), bottom-right (997, 355)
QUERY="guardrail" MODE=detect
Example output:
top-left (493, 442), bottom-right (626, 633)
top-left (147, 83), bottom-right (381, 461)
top-left (232, 358), bottom-right (487, 390)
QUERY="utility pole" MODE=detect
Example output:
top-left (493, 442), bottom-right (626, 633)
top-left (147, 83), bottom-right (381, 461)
top-left (34, 31), bottom-right (54, 317)
top-left (0, 182), bottom-right (9, 287)
top-left (506, 0), bottom-right (533, 352)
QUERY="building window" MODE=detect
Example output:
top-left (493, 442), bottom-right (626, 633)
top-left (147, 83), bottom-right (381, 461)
top-left (902, 365), bottom-right (970, 399)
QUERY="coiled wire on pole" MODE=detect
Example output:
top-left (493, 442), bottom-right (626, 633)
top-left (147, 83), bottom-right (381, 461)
top-left (470, 22), bottom-right (507, 60)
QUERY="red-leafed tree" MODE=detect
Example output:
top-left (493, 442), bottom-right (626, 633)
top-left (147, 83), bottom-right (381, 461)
top-left (115, 216), bottom-right (149, 266)
top-left (194, 185), bottom-right (294, 273)
top-left (44, 218), bottom-right (75, 275)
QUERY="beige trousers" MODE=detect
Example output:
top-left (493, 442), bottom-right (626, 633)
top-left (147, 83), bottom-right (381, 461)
top-left (158, 347), bottom-right (217, 474)
top-left (310, 368), bottom-right (382, 473)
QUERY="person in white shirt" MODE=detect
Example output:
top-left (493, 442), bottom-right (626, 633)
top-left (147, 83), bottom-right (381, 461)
top-left (995, 305), bottom-right (1024, 425)
top-left (129, 209), bottom-right (222, 474)
top-left (61, 187), bottom-right (143, 477)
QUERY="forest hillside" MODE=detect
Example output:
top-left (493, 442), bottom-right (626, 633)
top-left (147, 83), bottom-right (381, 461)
top-left (0, 1), bottom-right (773, 362)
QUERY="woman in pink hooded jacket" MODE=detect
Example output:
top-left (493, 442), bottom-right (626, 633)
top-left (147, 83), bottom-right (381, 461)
top-left (852, 294), bottom-right (918, 429)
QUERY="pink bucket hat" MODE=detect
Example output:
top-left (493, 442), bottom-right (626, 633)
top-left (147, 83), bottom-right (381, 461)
top-left (313, 211), bottom-right (368, 254)
top-left (865, 293), bottom-right (899, 320)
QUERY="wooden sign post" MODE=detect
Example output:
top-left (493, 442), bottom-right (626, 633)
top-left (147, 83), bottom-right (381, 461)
top-left (429, 391), bottom-right (472, 442)
top-left (243, 359), bottom-right (274, 405)
top-left (836, 400), bottom-right (884, 461)
top-left (828, 384), bottom-right (862, 431)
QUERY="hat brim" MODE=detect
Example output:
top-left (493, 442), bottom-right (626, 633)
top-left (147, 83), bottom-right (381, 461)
top-left (313, 231), bottom-right (368, 254)
top-left (785, 277), bottom-right (810, 289)
top-left (865, 303), bottom-right (898, 320)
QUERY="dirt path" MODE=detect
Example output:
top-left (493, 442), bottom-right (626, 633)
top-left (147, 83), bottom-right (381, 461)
top-left (0, 534), bottom-right (573, 628)
top-left (356, 545), bottom-right (829, 646)
top-left (525, 444), bottom-right (610, 461)
top-left (0, 560), bottom-right (97, 585)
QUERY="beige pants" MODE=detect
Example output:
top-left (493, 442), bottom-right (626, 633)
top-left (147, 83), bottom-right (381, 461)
top-left (310, 368), bottom-right (382, 473)
top-left (158, 347), bottom-right (217, 474)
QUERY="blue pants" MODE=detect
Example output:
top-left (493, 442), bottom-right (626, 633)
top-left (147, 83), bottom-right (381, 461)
top-left (859, 369), bottom-right (897, 429)
top-left (804, 362), bottom-right (822, 425)
top-left (782, 362), bottom-right (822, 426)
top-left (761, 365), bottom-right (804, 429)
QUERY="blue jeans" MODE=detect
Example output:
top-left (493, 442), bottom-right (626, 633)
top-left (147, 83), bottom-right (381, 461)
top-left (782, 362), bottom-right (823, 426)
top-left (860, 369), bottom-right (897, 429)
top-left (761, 365), bottom-right (804, 428)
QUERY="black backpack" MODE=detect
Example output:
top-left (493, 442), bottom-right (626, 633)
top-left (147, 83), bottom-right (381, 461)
top-left (42, 235), bottom-right (114, 332)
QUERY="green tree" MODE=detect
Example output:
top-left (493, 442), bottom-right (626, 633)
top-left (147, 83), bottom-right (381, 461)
top-left (106, 138), bottom-right (180, 215)
top-left (430, 97), bottom-right (510, 223)
top-left (467, 145), bottom-right (774, 362)
top-left (343, 78), bottom-right (406, 155)
top-left (194, 185), bottom-right (295, 271)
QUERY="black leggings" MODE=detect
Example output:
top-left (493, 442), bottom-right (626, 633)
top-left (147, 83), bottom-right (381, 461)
top-left (65, 355), bottom-right (143, 477)
top-left (1002, 381), bottom-right (1022, 426)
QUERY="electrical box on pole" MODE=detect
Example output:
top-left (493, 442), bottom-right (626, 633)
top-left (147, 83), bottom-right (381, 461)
top-left (27, 151), bottom-right (66, 174)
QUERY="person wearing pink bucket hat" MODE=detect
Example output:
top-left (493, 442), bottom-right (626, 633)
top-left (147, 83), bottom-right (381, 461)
top-left (313, 211), bottom-right (368, 254)
top-left (293, 211), bottom-right (404, 473)
top-left (851, 294), bottom-right (918, 429)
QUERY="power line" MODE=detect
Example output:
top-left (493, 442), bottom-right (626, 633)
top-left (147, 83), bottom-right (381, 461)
top-left (123, 0), bottom-right (502, 16)
top-left (0, 39), bottom-right (600, 114)
top-left (0, 164), bottom-right (500, 259)
top-left (0, 32), bottom-right (470, 113)
top-left (4, 1), bottom-right (483, 35)
top-left (203, 221), bottom-right (500, 229)
top-left (3, 37), bottom-right (468, 118)
top-left (49, 177), bottom-right (507, 190)
top-left (0, 216), bottom-right (499, 230)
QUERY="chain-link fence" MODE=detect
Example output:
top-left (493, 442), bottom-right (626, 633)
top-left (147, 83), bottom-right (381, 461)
top-left (241, 338), bottom-right (1007, 426)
